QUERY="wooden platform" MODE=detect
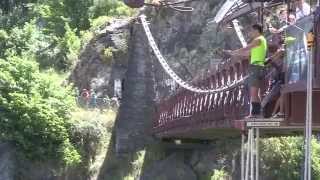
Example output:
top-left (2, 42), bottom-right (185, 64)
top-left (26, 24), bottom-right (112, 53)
top-left (245, 117), bottom-right (284, 128)
top-left (155, 117), bottom-right (320, 141)
top-left (233, 117), bottom-right (284, 129)
top-left (234, 117), bottom-right (320, 136)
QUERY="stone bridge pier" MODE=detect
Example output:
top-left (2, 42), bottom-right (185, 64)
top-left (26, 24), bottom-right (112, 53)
top-left (115, 23), bottom-right (155, 154)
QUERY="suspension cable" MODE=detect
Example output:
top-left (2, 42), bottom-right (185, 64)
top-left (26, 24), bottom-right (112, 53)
top-left (139, 14), bottom-right (248, 94)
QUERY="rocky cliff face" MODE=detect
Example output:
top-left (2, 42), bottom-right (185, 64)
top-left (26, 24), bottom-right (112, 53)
top-left (0, 143), bottom-right (14, 180)
top-left (140, 139), bottom-right (241, 180)
top-left (70, 0), bottom-right (242, 99)
top-left (70, 18), bottom-right (131, 97)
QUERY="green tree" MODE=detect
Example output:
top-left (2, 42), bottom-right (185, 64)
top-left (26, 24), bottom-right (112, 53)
top-left (261, 137), bottom-right (320, 180)
top-left (0, 20), bottom-right (80, 71)
top-left (64, 0), bottom-right (92, 33)
top-left (0, 0), bottom-right (135, 166)
top-left (0, 56), bottom-right (80, 166)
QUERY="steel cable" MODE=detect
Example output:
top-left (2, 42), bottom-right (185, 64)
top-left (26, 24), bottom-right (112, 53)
top-left (139, 14), bottom-right (248, 94)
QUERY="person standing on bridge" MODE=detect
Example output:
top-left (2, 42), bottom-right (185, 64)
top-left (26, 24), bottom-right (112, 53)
top-left (225, 24), bottom-right (267, 118)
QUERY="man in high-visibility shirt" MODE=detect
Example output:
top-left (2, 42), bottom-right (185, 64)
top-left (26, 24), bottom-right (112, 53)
top-left (227, 24), bottom-right (267, 118)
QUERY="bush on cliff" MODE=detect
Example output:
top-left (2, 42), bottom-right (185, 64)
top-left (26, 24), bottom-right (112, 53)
top-left (0, 55), bottom-right (80, 166)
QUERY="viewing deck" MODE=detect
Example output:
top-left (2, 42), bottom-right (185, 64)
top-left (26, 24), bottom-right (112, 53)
top-left (153, 12), bottom-right (320, 140)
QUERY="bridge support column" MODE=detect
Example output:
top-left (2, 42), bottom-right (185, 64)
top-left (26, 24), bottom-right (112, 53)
top-left (245, 130), bottom-right (250, 180)
top-left (256, 128), bottom-right (260, 180)
top-left (244, 128), bottom-right (260, 180)
top-left (241, 133), bottom-right (245, 180)
top-left (115, 23), bottom-right (155, 154)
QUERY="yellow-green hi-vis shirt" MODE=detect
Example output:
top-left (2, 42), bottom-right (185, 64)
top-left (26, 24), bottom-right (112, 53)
top-left (250, 35), bottom-right (267, 66)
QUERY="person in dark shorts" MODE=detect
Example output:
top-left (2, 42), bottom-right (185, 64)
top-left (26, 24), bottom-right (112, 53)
top-left (225, 24), bottom-right (268, 118)
top-left (262, 47), bottom-right (285, 118)
top-left (248, 65), bottom-right (265, 89)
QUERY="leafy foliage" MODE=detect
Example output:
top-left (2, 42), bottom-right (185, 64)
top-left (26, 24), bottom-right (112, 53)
top-left (0, 56), bottom-right (80, 165)
top-left (69, 109), bottom-right (116, 175)
top-left (0, 0), bottom-right (133, 71)
top-left (260, 136), bottom-right (320, 180)
top-left (102, 47), bottom-right (115, 64)
top-left (210, 169), bottom-right (228, 180)
top-left (52, 23), bottom-right (81, 70)
top-left (90, 16), bottom-right (113, 31)
top-left (0, 21), bottom-right (81, 71)
top-left (0, 0), bottom-right (134, 167)
top-left (90, 0), bottom-right (136, 19)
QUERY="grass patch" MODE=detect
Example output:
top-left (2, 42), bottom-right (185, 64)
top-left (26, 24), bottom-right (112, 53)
top-left (69, 108), bottom-right (117, 178)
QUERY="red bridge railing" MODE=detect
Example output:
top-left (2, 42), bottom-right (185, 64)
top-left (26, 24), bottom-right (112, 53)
top-left (154, 57), bottom-right (252, 135)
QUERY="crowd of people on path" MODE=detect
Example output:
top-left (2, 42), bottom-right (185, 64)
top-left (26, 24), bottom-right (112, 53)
top-left (223, 0), bottom-right (312, 119)
top-left (77, 88), bottom-right (120, 109)
top-left (79, 89), bottom-right (97, 108)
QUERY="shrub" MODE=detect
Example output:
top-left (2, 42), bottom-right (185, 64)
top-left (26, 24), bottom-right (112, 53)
top-left (69, 109), bottom-right (117, 175)
top-left (102, 47), bottom-right (115, 64)
top-left (260, 136), bottom-right (320, 180)
top-left (0, 55), bottom-right (80, 166)
top-left (54, 23), bottom-right (81, 71)
top-left (211, 169), bottom-right (228, 180)
top-left (90, 0), bottom-right (136, 18)
top-left (90, 16), bottom-right (113, 31)
top-left (1, 20), bottom-right (81, 71)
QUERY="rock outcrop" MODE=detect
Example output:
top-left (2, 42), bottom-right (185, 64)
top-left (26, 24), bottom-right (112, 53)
top-left (141, 154), bottom-right (197, 180)
top-left (70, 18), bottom-right (131, 97)
top-left (0, 143), bottom-right (14, 180)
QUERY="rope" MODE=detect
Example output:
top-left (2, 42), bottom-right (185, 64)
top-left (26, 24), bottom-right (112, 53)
top-left (232, 19), bottom-right (247, 47)
top-left (139, 14), bottom-right (248, 93)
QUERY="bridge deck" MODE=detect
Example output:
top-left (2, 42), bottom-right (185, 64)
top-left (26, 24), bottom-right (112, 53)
top-left (155, 117), bottom-right (320, 140)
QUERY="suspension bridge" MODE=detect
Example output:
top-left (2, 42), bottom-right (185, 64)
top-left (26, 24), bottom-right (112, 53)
top-left (142, 2), bottom-right (320, 140)
top-left (126, 0), bottom-right (320, 179)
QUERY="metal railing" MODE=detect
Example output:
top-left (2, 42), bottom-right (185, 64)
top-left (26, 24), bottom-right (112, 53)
top-left (154, 56), bottom-right (252, 133)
